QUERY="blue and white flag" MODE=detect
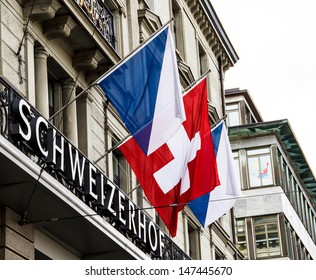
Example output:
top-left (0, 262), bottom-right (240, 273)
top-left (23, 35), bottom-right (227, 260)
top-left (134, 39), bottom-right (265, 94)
top-left (97, 24), bottom-right (185, 155)
top-left (189, 120), bottom-right (241, 227)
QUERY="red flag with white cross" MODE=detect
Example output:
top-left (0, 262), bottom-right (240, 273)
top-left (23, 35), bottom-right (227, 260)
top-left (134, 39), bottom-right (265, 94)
top-left (119, 78), bottom-right (220, 237)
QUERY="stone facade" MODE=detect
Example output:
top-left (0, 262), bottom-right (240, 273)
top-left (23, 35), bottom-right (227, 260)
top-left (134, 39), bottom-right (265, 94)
top-left (0, 0), bottom-right (241, 260)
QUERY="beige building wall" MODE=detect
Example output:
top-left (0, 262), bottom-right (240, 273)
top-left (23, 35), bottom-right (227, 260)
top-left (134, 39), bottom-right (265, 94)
top-left (0, 206), bottom-right (34, 260)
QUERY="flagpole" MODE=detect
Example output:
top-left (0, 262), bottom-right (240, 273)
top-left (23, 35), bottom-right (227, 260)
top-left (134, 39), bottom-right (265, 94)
top-left (93, 133), bottom-right (131, 164)
top-left (49, 83), bottom-right (96, 121)
top-left (211, 114), bottom-right (228, 129)
top-left (95, 18), bottom-right (175, 84)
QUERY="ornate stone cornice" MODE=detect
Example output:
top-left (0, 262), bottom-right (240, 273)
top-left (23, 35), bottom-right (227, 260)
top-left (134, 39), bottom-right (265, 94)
top-left (72, 48), bottom-right (104, 72)
top-left (43, 15), bottom-right (77, 40)
top-left (185, 0), bottom-right (238, 71)
top-left (22, 0), bottom-right (62, 21)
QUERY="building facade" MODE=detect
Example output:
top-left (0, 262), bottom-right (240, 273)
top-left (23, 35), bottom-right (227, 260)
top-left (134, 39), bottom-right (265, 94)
top-left (0, 0), bottom-right (242, 260)
top-left (226, 88), bottom-right (316, 260)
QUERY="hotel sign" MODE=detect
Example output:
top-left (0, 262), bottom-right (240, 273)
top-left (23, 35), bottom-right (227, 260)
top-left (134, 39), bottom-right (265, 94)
top-left (9, 97), bottom-right (165, 258)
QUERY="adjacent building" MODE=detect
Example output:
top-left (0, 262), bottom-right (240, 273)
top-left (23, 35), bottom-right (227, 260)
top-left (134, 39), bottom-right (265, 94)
top-left (226, 88), bottom-right (316, 259)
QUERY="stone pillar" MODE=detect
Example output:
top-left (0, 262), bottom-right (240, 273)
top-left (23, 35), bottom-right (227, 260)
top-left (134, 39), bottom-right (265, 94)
top-left (25, 32), bottom-right (36, 107)
top-left (34, 47), bottom-right (49, 119)
top-left (62, 80), bottom-right (78, 146)
top-left (0, 206), bottom-right (34, 260)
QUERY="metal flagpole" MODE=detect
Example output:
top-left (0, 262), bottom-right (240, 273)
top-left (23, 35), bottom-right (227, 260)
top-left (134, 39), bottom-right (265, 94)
top-left (49, 83), bottom-right (96, 121)
top-left (182, 69), bottom-right (211, 95)
top-left (211, 114), bottom-right (228, 129)
top-left (93, 133), bottom-right (131, 164)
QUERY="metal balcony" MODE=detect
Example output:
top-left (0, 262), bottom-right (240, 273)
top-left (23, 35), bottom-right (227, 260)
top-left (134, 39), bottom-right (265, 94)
top-left (75, 0), bottom-right (116, 49)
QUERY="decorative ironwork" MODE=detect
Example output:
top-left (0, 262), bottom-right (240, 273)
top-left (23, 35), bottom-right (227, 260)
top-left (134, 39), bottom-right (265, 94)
top-left (76, 0), bottom-right (116, 49)
top-left (162, 234), bottom-right (191, 260)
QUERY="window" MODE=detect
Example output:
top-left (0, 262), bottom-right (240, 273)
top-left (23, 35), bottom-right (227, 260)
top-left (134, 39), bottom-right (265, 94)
top-left (172, 0), bottom-right (184, 56)
top-left (253, 215), bottom-right (281, 258)
top-left (198, 43), bottom-right (208, 76)
top-left (187, 221), bottom-right (200, 259)
top-left (236, 218), bottom-right (248, 258)
top-left (112, 137), bottom-right (129, 193)
top-left (226, 103), bottom-right (240, 126)
top-left (47, 77), bottom-right (62, 128)
top-left (48, 78), bottom-right (55, 121)
top-left (136, 180), bottom-right (143, 208)
top-left (233, 151), bottom-right (241, 187)
top-left (112, 150), bottom-right (120, 187)
top-left (245, 107), bottom-right (255, 124)
top-left (247, 148), bottom-right (273, 187)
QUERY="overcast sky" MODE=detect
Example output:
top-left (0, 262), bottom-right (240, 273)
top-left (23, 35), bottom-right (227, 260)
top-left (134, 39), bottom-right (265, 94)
top-left (211, 0), bottom-right (316, 176)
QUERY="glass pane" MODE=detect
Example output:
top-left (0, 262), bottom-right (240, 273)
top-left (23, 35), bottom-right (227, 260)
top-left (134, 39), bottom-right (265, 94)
top-left (256, 241), bottom-right (268, 258)
top-left (267, 223), bottom-right (278, 232)
top-left (269, 240), bottom-right (281, 256)
top-left (259, 155), bottom-right (273, 185)
top-left (112, 153), bottom-right (119, 176)
top-left (254, 215), bottom-right (277, 224)
top-left (236, 219), bottom-right (245, 226)
top-left (227, 111), bottom-right (240, 126)
top-left (236, 218), bottom-right (248, 258)
top-left (248, 157), bottom-right (261, 187)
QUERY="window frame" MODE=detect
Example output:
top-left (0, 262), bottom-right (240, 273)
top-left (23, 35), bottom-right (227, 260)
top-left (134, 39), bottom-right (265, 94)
top-left (253, 215), bottom-right (282, 259)
top-left (246, 147), bottom-right (274, 188)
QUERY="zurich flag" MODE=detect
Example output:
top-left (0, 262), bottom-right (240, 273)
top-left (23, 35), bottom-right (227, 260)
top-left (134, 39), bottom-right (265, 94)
top-left (97, 25), bottom-right (185, 155)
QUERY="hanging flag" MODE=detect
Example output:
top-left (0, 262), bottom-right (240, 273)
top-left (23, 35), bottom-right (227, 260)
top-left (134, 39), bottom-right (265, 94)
top-left (119, 78), bottom-right (220, 237)
top-left (97, 24), bottom-right (185, 156)
top-left (189, 120), bottom-right (241, 227)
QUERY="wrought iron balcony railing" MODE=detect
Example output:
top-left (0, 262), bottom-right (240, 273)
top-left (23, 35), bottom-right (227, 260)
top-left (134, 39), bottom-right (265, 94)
top-left (75, 0), bottom-right (116, 49)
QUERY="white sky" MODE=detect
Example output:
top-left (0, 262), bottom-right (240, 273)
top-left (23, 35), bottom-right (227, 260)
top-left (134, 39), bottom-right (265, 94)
top-left (211, 0), bottom-right (316, 176)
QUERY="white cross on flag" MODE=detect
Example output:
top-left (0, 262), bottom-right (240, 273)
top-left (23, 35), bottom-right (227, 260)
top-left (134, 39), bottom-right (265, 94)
top-left (119, 78), bottom-right (220, 237)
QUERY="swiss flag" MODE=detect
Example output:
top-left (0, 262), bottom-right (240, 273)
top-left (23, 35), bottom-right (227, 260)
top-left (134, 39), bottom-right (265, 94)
top-left (119, 78), bottom-right (220, 237)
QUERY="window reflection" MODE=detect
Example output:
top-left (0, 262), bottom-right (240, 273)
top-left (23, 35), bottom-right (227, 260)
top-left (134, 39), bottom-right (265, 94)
top-left (247, 148), bottom-right (273, 187)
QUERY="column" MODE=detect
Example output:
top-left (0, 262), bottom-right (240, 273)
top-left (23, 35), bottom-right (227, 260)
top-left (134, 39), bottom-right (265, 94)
top-left (34, 47), bottom-right (49, 119)
top-left (62, 80), bottom-right (78, 146)
top-left (25, 32), bottom-right (36, 106)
